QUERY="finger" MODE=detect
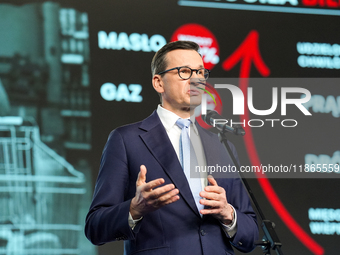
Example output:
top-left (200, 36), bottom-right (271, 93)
top-left (200, 208), bottom-right (223, 215)
top-left (156, 189), bottom-right (179, 203)
top-left (142, 178), bottom-right (165, 192)
top-left (160, 194), bottom-right (180, 205)
top-left (199, 198), bottom-right (221, 208)
top-left (148, 184), bottom-right (176, 199)
top-left (136, 165), bottom-right (147, 186)
top-left (157, 190), bottom-right (180, 205)
top-left (148, 189), bottom-right (179, 208)
top-left (207, 175), bottom-right (218, 186)
top-left (204, 185), bottom-right (224, 194)
top-left (200, 191), bottom-right (221, 201)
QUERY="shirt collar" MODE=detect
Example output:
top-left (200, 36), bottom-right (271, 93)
top-left (156, 105), bottom-right (198, 135)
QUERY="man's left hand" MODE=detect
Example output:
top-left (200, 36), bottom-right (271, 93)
top-left (199, 175), bottom-right (234, 225)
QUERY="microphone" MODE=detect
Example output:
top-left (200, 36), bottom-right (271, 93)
top-left (202, 110), bottom-right (245, 136)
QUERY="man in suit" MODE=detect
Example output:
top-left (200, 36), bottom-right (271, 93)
top-left (85, 41), bottom-right (258, 255)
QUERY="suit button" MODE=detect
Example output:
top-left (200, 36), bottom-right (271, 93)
top-left (238, 241), bottom-right (242, 246)
top-left (200, 230), bottom-right (206, 236)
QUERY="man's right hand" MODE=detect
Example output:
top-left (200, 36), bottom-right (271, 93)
top-left (130, 165), bottom-right (180, 220)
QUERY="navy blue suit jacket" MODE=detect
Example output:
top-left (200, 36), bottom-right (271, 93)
top-left (85, 111), bottom-right (258, 255)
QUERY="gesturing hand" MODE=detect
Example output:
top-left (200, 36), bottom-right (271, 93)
top-left (199, 175), bottom-right (234, 225)
top-left (130, 165), bottom-right (180, 219)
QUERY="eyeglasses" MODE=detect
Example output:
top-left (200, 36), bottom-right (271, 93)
top-left (157, 66), bottom-right (210, 81)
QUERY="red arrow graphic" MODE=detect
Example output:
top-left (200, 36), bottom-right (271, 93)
top-left (222, 30), bottom-right (324, 255)
top-left (222, 30), bottom-right (270, 78)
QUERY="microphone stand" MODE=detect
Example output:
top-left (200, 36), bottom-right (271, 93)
top-left (218, 129), bottom-right (284, 255)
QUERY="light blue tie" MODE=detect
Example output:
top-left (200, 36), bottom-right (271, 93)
top-left (176, 118), bottom-right (204, 214)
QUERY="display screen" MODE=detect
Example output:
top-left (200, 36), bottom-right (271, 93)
top-left (0, 0), bottom-right (338, 254)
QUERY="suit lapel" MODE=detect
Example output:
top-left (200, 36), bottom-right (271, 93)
top-left (196, 124), bottom-right (221, 171)
top-left (139, 111), bottom-right (201, 217)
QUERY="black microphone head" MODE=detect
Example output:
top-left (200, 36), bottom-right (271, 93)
top-left (234, 125), bottom-right (246, 136)
top-left (202, 110), bottom-right (246, 136)
top-left (202, 110), bottom-right (221, 126)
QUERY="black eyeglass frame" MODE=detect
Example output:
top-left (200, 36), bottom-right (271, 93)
top-left (157, 66), bottom-right (210, 80)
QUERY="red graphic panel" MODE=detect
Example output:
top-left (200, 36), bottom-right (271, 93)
top-left (223, 30), bottom-right (324, 255)
top-left (171, 23), bottom-right (219, 70)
